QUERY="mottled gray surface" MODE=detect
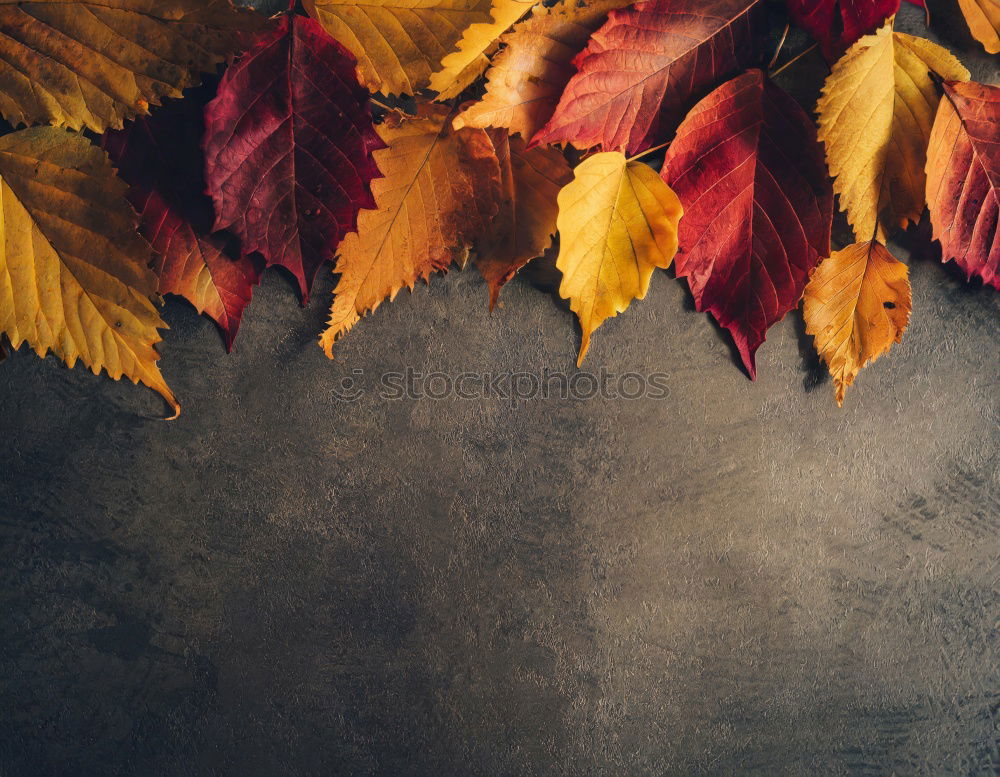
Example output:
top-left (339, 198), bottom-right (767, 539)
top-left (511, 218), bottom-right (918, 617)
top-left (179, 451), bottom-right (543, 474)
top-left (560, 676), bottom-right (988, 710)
top-left (1, 4), bottom-right (999, 777)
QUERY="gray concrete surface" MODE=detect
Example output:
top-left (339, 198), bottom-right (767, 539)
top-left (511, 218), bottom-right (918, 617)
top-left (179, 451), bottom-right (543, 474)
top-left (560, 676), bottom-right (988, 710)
top-left (1, 4), bottom-right (998, 776)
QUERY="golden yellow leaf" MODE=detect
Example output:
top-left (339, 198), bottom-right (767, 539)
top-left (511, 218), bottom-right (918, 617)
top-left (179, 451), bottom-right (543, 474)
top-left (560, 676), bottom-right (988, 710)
top-left (959, 0), bottom-right (1000, 53)
top-left (803, 240), bottom-right (911, 406)
top-left (321, 105), bottom-right (502, 355)
top-left (0, 127), bottom-right (177, 414)
top-left (476, 131), bottom-right (571, 309)
top-left (303, 0), bottom-right (493, 95)
top-left (452, 0), bottom-right (631, 138)
top-left (816, 19), bottom-right (968, 242)
top-left (429, 0), bottom-right (537, 99)
top-left (0, 0), bottom-right (261, 132)
top-left (555, 151), bottom-right (682, 365)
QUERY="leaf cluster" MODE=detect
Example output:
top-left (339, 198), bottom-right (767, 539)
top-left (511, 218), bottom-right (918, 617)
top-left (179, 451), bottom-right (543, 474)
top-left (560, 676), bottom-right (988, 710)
top-left (0, 0), bottom-right (996, 414)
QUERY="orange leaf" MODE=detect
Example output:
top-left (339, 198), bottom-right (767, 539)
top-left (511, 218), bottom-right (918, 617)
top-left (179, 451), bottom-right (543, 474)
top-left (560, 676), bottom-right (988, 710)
top-left (321, 105), bottom-right (502, 356)
top-left (803, 240), bottom-right (911, 406)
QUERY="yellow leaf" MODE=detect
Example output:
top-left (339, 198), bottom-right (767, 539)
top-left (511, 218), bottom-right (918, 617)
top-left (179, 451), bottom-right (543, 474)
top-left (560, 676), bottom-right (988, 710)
top-left (303, 0), bottom-right (493, 95)
top-left (816, 19), bottom-right (968, 242)
top-left (429, 0), bottom-right (537, 99)
top-left (476, 131), bottom-right (571, 309)
top-left (453, 0), bottom-right (631, 138)
top-left (958, 0), bottom-right (1000, 53)
top-left (321, 105), bottom-right (501, 355)
top-left (803, 240), bottom-right (911, 406)
top-left (555, 151), bottom-right (682, 365)
top-left (0, 0), bottom-right (261, 132)
top-left (0, 127), bottom-right (177, 415)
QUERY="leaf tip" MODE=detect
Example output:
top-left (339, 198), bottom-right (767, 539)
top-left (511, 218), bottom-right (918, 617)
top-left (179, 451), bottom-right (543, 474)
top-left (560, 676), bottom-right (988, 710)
top-left (576, 330), bottom-right (591, 367)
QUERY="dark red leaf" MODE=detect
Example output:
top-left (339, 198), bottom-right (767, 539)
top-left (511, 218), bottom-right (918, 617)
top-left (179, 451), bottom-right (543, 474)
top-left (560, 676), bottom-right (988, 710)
top-left (785, 0), bottom-right (901, 60)
top-left (103, 83), bottom-right (261, 352)
top-left (530, 0), bottom-right (767, 156)
top-left (660, 69), bottom-right (833, 378)
top-left (203, 13), bottom-right (384, 302)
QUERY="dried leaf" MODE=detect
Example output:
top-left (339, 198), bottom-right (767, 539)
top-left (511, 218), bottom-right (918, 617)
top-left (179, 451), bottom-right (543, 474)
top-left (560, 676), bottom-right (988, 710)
top-left (925, 80), bottom-right (1000, 289)
top-left (531, 0), bottom-right (767, 155)
top-left (476, 131), bottom-right (571, 309)
top-left (661, 70), bottom-right (833, 378)
top-left (203, 14), bottom-right (384, 302)
top-left (0, 127), bottom-right (176, 414)
top-left (452, 0), bottom-right (632, 139)
top-left (555, 151), bottom-right (682, 364)
top-left (103, 85), bottom-right (260, 352)
top-left (321, 105), bottom-right (502, 355)
top-left (786, 0), bottom-right (900, 59)
top-left (958, 0), bottom-right (1000, 54)
top-left (804, 240), bottom-right (911, 406)
top-left (303, 0), bottom-right (493, 95)
top-left (0, 0), bottom-right (262, 132)
top-left (429, 0), bottom-right (537, 100)
top-left (817, 20), bottom-right (968, 242)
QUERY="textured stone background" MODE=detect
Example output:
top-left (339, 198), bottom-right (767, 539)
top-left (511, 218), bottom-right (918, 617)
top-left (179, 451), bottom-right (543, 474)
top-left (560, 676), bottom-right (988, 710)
top-left (1, 4), bottom-right (998, 776)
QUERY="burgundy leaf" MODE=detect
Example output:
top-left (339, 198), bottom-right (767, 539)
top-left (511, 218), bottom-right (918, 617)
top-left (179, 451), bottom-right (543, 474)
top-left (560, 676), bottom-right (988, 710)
top-left (530, 0), bottom-right (767, 155)
top-left (660, 69), bottom-right (834, 378)
top-left (203, 13), bottom-right (384, 302)
top-left (104, 84), bottom-right (261, 352)
top-left (786, 0), bottom-right (901, 60)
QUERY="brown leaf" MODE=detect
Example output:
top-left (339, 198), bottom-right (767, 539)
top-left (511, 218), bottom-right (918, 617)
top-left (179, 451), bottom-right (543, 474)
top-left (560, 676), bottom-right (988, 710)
top-left (476, 131), bottom-right (571, 309)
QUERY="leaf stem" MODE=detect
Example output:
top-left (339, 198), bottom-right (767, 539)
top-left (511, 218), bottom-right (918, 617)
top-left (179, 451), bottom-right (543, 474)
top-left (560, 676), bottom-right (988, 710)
top-left (768, 24), bottom-right (790, 69)
top-left (369, 96), bottom-right (395, 113)
top-left (626, 140), bottom-right (670, 163)
top-left (770, 42), bottom-right (819, 78)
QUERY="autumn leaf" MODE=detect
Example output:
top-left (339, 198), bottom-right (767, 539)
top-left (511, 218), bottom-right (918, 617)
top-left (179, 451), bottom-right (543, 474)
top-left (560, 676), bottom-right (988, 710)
top-left (530, 0), bottom-right (767, 155)
top-left (554, 151), bottom-right (682, 365)
top-left (786, 0), bottom-right (900, 59)
top-left (660, 69), bottom-right (833, 379)
top-left (817, 20), bottom-right (968, 243)
top-left (452, 0), bottom-right (632, 140)
top-left (103, 84), bottom-right (260, 352)
top-left (303, 0), bottom-right (493, 95)
top-left (476, 131), bottom-right (571, 309)
top-left (804, 240), bottom-right (911, 406)
top-left (320, 105), bottom-right (502, 356)
top-left (958, 0), bottom-right (1000, 54)
top-left (0, 127), bottom-right (176, 414)
top-left (0, 0), bottom-right (262, 133)
top-left (925, 80), bottom-right (1000, 289)
top-left (203, 13), bottom-right (384, 302)
top-left (429, 0), bottom-right (537, 100)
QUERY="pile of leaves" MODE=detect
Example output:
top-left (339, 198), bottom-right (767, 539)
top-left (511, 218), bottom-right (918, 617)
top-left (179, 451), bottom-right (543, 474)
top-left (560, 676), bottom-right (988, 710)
top-left (0, 0), bottom-right (996, 416)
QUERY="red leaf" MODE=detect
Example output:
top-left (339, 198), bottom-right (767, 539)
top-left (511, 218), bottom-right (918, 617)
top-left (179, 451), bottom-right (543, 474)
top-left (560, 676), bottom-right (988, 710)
top-left (925, 81), bottom-right (1000, 290)
top-left (786, 0), bottom-right (901, 59)
top-left (203, 14), bottom-right (384, 303)
top-left (660, 69), bottom-right (833, 378)
top-left (530, 0), bottom-right (767, 155)
top-left (103, 84), bottom-right (261, 352)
